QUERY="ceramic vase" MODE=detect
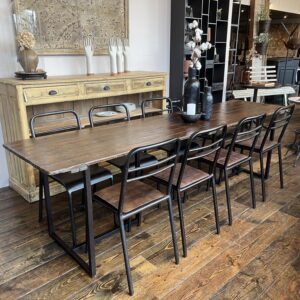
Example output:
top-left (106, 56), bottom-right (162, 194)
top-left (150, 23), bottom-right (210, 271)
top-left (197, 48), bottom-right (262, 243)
top-left (202, 86), bottom-right (213, 120)
top-left (183, 67), bottom-right (200, 115)
top-left (18, 49), bottom-right (38, 73)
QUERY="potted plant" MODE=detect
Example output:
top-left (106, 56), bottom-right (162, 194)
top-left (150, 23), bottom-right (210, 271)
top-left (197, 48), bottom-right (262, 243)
top-left (254, 33), bottom-right (269, 55)
top-left (257, 6), bottom-right (271, 34)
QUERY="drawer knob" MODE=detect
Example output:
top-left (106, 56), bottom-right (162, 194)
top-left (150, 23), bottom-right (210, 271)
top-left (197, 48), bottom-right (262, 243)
top-left (146, 81), bottom-right (152, 86)
top-left (103, 86), bottom-right (111, 91)
top-left (48, 90), bottom-right (58, 96)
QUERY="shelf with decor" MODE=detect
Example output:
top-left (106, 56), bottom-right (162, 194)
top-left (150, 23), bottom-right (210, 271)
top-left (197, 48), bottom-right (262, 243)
top-left (170, 0), bottom-right (241, 103)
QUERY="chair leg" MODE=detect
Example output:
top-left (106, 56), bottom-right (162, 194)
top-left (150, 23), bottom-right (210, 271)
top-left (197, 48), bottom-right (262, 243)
top-left (119, 217), bottom-right (134, 296)
top-left (211, 177), bottom-right (220, 234)
top-left (183, 191), bottom-right (188, 203)
top-left (224, 169), bottom-right (232, 226)
top-left (38, 172), bottom-right (44, 222)
top-left (278, 145), bottom-right (284, 189)
top-left (265, 150), bottom-right (272, 179)
top-left (249, 160), bottom-right (256, 209)
top-left (176, 190), bottom-right (187, 257)
top-left (259, 153), bottom-right (266, 202)
top-left (67, 192), bottom-right (77, 248)
top-left (167, 197), bottom-right (180, 265)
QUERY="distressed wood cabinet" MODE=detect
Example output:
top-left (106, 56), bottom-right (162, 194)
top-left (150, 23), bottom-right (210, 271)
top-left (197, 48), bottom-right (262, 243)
top-left (0, 71), bottom-right (167, 202)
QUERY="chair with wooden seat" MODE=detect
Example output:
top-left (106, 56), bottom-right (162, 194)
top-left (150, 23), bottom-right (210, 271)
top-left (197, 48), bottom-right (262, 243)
top-left (202, 114), bottom-right (266, 225)
top-left (89, 103), bottom-right (157, 169)
top-left (93, 138), bottom-right (181, 296)
top-left (30, 110), bottom-right (113, 248)
top-left (236, 104), bottom-right (295, 201)
top-left (153, 125), bottom-right (227, 257)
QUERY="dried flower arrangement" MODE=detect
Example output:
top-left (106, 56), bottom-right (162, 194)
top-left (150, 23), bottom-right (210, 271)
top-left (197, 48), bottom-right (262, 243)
top-left (16, 31), bottom-right (35, 51)
top-left (253, 32), bottom-right (269, 44)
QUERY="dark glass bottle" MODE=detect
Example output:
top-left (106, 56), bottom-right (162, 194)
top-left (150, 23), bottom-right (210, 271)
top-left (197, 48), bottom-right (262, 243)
top-left (183, 67), bottom-right (200, 114)
top-left (202, 86), bottom-right (213, 120)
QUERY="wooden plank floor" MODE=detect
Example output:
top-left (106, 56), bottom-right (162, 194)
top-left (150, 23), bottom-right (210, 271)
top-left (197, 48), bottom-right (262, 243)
top-left (0, 107), bottom-right (299, 300)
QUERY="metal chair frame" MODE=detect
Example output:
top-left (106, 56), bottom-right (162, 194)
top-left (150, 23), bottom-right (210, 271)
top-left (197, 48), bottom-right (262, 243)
top-left (238, 105), bottom-right (295, 201)
top-left (153, 125), bottom-right (227, 257)
top-left (211, 114), bottom-right (266, 225)
top-left (30, 110), bottom-right (113, 248)
top-left (93, 138), bottom-right (181, 295)
top-left (88, 103), bottom-right (130, 128)
top-left (141, 97), bottom-right (175, 118)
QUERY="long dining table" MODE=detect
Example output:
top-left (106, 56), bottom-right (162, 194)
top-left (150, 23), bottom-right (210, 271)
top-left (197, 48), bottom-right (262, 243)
top-left (3, 100), bottom-right (280, 277)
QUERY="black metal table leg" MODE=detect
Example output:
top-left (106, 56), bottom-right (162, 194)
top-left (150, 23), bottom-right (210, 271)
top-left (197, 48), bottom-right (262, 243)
top-left (41, 168), bottom-right (96, 277)
top-left (253, 88), bottom-right (258, 103)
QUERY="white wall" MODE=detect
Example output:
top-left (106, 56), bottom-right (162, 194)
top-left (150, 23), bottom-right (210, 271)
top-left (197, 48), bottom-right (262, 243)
top-left (0, 0), bottom-right (171, 187)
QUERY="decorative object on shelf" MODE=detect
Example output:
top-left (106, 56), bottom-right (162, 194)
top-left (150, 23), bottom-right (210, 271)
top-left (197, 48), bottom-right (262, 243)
top-left (115, 103), bottom-right (136, 113)
top-left (109, 38), bottom-right (118, 75)
top-left (183, 67), bottom-right (200, 115)
top-left (207, 27), bottom-right (211, 42)
top-left (217, 8), bottom-right (222, 20)
top-left (15, 71), bottom-right (47, 80)
top-left (123, 39), bottom-right (130, 72)
top-left (185, 0), bottom-right (193, 17)
top-left (214, 47), bottom-right (219, 63)
top-left (202, 84), bottom-right (213, 120)
top-left (84, 36), bottom-right (94, 76)
top-left (116, 38), bottom-right (124, 73)
top-left (257, 6), bottom-right (271, 34)
top-left (16, 31), bottom-right (38, 73)
top-left (12, 0), bottom-right (129, 55)
top-left (95, 111), bottom-right (118, 117)
top-left (254, 33), bottom-right (269, 55)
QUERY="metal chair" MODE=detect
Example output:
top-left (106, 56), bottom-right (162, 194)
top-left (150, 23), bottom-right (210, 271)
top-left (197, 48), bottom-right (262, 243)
top-left (141, 97), bottom-right (175, 118)
top-left (202, 114), bottom-right (266, 225)
top-left (141, 97), bottom-right (187, 155)
top-left (30, 110), bottom-right (113, 248)
top-left (89, 104), bottom-right (157, 169)
top-left (153, 125), bottom-right (227, 257)
top-left (236, 105), bottom-right (295, 201)
top-left (93, 138), bottom-right (181, 296)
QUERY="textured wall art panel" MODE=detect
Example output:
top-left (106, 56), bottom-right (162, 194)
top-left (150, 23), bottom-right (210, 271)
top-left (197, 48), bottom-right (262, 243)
top-left (13, 0), bottom-right (128, 55)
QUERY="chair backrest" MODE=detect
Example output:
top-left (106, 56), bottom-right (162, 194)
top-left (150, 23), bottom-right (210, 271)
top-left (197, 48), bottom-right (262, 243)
top-left (29, 110), bottom-right (81, 138)
top-left (88, 103), bottom-right (130, 127)
top-left (261, 104), bottom-right (295, 149)
top-left (119, 138), bottom-right (180, 214)
top-left (178, 125), bottom-right (227, 189)
top-left (226, 113), bottom-right (266, 165)
top-left (141, 97), bottom-right (174, 118)
top-left (249, 65), bottom-right (277, 83)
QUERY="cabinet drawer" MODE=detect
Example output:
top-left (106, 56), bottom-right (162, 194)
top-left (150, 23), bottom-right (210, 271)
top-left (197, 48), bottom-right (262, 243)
top-left (131, 77), bottom-right (164, 90)
top-left (85, 80), bottom-right (126, 95)
top-left (24, 85), bottom-right (80, 104)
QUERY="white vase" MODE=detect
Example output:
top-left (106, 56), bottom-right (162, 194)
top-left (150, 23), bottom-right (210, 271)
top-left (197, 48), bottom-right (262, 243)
top-left (110, 53), bottom-right (118, 75)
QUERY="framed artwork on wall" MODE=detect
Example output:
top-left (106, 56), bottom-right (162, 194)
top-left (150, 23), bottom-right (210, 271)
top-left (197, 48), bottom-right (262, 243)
top-left (12, 0), bottom-right (129, 55)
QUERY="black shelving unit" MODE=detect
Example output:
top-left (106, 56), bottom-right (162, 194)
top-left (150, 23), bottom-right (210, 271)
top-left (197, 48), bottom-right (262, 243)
top-left (226, 0), bottom-right (242, 94)
top-left (170, 0), bottom-right (241, 103)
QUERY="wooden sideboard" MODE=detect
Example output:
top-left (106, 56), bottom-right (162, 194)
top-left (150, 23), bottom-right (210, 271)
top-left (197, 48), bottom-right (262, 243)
top-left (0, 71), bottom-right (167, 202)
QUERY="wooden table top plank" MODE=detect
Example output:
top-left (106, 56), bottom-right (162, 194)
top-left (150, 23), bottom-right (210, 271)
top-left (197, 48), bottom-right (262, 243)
top-left (3, 101), bottom-right (279, 175)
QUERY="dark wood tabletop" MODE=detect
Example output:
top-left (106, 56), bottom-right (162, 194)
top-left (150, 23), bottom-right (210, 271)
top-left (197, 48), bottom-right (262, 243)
top-left (3, 101), bottom-right (279, 176)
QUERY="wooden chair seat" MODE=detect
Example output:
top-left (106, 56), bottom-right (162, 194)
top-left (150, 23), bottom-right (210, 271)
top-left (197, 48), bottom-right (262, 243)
top-left (236, 138), bottom-right (277, 153)
top-left (52, 165), bottom-right (112, 194)
top-left (94, 181), bottom-right (165, 213)
top-left (204, 148), bottom-right (249, 167)
top-left (154, 163), bottom-right (210, 190)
